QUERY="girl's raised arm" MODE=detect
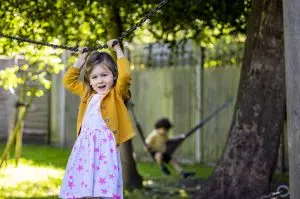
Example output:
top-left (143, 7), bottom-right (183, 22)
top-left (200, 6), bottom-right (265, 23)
top-left (63, 48), bottom-right (88, 96)
top-left (107, 40), bottom-right (131, 100)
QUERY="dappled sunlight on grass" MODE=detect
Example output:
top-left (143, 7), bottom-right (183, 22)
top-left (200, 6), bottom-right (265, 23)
top-left (0, 159), bottom-right (64, 198)
top-left (0, 144), bottom-right (217, 199)
top-left (1, 160), bottom-right (64, 186)
top-left (0, 144), bottom-right (69, 198)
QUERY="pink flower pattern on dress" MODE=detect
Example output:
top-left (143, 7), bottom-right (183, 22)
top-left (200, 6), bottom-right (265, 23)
top-left (59, 94), bottom-right (123, 199)
top-left (77, 164), bottom-right (83, 172)
top-left (98, 177), bottom-right (106, 185)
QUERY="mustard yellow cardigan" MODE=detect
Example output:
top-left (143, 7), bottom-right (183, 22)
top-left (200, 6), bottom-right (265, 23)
top-left (63, 57), bottom-right (135, 144)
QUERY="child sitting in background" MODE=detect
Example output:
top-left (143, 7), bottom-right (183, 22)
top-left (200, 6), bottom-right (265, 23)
top-left (145, 118), bottom-right (195, 179)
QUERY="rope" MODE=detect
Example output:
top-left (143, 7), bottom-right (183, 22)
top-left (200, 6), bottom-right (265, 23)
top-left (0, 0), bottom-right (168, 52)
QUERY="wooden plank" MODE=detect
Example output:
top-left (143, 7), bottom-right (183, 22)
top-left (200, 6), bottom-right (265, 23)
top-left (283, 0), bottom-right (300, 198)
top-left (0, 56), bottom-right (50, 142)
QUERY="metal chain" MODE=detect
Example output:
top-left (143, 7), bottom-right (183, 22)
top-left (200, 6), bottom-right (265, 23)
top-left (259, 191), bottom-right (281, 199)
top-left (115, 0), bottom-right (167, 43)
top-left (0, 33), bottom-right (80, 52)
top-left (0, 0), bottom-right (168, 52)
top-left (258, 185), bottom-right (289, 199)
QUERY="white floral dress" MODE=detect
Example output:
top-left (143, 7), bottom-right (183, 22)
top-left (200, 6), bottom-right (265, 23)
top-left (59, 94), bottom-right (123, 199)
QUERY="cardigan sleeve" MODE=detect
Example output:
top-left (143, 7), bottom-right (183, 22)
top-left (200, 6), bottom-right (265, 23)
top-left (116, 58), bottom-right (132, 100)
top-left (63, 67), bottom-right (85, 96)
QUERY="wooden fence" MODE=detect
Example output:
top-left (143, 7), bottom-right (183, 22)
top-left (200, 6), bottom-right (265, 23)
top-left (0, 56), bottom-right (50, 144)
top-left (129, 66), bottom-right (239, 163)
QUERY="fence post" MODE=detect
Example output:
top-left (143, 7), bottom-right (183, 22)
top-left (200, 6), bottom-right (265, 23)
top-left (283, 0), bottom-right (300, 198)
top-left (194, 44), bottom-right (203, 163)
top-left (50, 51), bottom-right (67, 147)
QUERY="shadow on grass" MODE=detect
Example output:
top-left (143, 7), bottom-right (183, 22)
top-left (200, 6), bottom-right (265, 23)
top-left (0, 143), bottom-right (71, 168)
top-left (2, 143), bottom-right (288, 199)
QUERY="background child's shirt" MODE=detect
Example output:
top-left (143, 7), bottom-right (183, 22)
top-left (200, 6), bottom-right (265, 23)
top-left (145, 130), bottom-right (168, 153)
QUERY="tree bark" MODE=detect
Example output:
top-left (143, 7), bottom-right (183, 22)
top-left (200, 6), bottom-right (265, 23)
top-left (120, 141), bottom-right (143, 189)
top-left (195, 1), bottom-right (285, 199)
top-left (283, 0), bottom-right (300, 198)
top-left (105, 4), bottom-right (143, 189)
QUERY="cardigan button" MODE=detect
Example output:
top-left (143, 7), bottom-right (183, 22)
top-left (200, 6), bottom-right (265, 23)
top-left (113, 130), bottom-right (117, 134)
top-left (104, 119), bottom-right (109, 122)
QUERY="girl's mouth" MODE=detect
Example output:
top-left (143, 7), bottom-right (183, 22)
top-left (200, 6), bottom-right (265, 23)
top-left (98, 85), bottom-right (106, 90)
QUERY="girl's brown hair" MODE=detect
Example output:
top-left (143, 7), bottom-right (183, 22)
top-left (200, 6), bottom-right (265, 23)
top-left (83, 52), bottom-right (118, 94)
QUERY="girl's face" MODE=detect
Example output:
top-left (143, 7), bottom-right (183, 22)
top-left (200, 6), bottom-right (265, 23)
top-left (89, 64), bottom-right (114, 95)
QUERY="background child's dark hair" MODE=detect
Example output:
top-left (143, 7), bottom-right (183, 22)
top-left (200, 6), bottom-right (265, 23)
top-left (154, 118), bottom-right (173, 130)
top-left (83, 51), bottom-right (118, 94)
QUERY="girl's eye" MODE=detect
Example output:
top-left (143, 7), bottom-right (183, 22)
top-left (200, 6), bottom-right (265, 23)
top-left (91, 76), bottom-right (97, 79)
top-left (101, 74), bottom-right (107, 77)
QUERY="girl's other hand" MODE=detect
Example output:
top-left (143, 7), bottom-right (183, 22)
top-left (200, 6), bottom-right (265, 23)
top-left (107, 39), bottom-right (124, 58)
top-left (74, 47), bottom-right (89, 69)
top-left (107, 39), bottom-right (121, 51)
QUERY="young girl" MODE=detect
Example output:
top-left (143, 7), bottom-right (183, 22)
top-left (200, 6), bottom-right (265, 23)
top-left (59, 39), bottom-right (135, 199)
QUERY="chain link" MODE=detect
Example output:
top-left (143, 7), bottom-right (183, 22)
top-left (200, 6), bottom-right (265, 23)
top-left (258, 191), bottom-right (281, 199)
top-left (258, 185), bottom-right (289, 199)
top-left (116, 0), bottom-right (167, 43)
top-left (0, 0), bottom-right (168, 52)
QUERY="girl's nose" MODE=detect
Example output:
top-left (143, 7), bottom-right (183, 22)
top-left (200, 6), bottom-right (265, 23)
top-left (97, 78), bottom-right (103, 83)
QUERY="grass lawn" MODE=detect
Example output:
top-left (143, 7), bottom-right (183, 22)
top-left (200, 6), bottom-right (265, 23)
top-left (0, 144), bottom-right (213, 199)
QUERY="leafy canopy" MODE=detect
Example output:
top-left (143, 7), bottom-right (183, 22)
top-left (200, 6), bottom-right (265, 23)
top-left (0, 0), bottom-right (249, 94)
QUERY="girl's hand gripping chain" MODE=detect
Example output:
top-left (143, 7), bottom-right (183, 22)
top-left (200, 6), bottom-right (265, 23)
top-left (74, 47), bottom-right (89, 69)
top-left (107, 39), bottom-right (125, 59)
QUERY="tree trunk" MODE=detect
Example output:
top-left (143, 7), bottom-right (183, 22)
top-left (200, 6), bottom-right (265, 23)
top-left (195, 1), bottom-right (285, 199)
top-left (14, 106), bottom-right (25, 165)
top-left (0, 105), bottom-right (28, 167)
top-left (120, 141), bottom-right (143, 189)
top-left (283, 0), bottom-right (300, 198)
top-left (15, 84), bottom-right (26, 165)
top-left (105, 5), bottom-right (143, 189)
top-left (0, 90), bottom-right (35, 168)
